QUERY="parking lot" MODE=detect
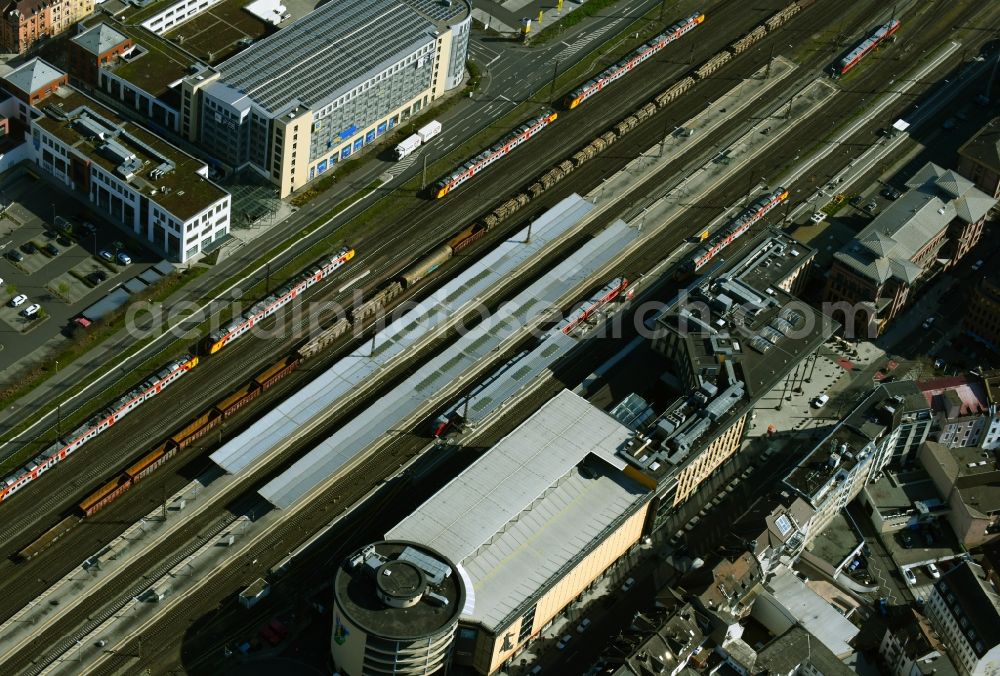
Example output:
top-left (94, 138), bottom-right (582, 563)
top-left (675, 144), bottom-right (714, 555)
top-left (0, 169), bottom-right (154, 376)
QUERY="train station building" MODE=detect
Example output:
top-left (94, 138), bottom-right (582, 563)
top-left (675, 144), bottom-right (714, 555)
top-left (180, 0), bottom-right (471, 197)
top-left (386, 390), bottom-right (654, 675)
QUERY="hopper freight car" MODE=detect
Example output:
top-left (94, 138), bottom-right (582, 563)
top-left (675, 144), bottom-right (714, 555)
top-left (564, 12), bottom-right (704, 109)
top-left (74, 353), bottom-right (299, 517)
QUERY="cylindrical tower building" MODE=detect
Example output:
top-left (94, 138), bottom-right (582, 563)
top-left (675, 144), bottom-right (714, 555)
top-left (332, 540), bottom-right (465, 676)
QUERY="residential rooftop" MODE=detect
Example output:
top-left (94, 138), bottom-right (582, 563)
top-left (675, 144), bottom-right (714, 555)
top-left (604, 603), bottom-right (705, 675)
top-left (864, 470), bottom-right (944, 519)
top-left (679, 551), bottom-right (762, 624)
top-left (933, 561), bottom-right (1000, 657)
top-left (34, 87), bottom-right (226, 219)
top-left (764, 567), bottom-right (859, 657)
top-left (754, 625), bottom-right (855, 675)
top-left (919, 375), bottom-right (992, 418)
top-left (921, 441), bottom-right (1000, 515)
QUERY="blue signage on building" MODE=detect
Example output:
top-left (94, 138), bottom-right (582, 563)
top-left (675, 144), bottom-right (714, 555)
top-left (341, 146), bottom-right (352, 160)
top-left (353, 138), bottom-right (363, 152)
top-left (376, 122), bottom-right (387, 137)
top-left (317, 160), bottom-right (328, 174)
top-left (338, 124), bottom-right (358, 140)
top-left (365, 130), bottom-right (376, 144)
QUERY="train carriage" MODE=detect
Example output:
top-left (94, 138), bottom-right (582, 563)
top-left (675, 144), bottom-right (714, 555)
top-left (564, 12), bottom-right (705, 109)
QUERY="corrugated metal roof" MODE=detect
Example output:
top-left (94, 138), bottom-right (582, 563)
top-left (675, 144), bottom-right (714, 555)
top-left (387, 390), bottom-right (645, 632)
top-left (257, 218), bottom-right (642, 509)
top-left (209, 194), bottom-right (593, 475)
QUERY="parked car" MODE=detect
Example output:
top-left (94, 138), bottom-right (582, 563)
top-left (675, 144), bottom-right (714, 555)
top-left (849, 195), bottom-right (863, 206)
top-left (809, 212), bottom-right (826, 224)
top-left (811, 394), bottom-right (830, 408)
top-left (98, 249), bottom-right (113, 262)
top-left (621, 577), bottom-right (636, 592)
top-left (881, 186), bottom-right (901, 200)
top-left (878, 597), bottom-right (889, 617)
top-left (923, 317), bottom-right (936, 329)
top-left (901, 532), bottom-right (915, 548)
top-left (972, 259), bottom-right (984, 271)
top-left (116, 251), bottom-right (132, 265)
top-left (864, 200), bottom-right (879, 214)
top-left (927, 563), bottom-right (941, 579)
top-left (44, 243), bottom-right (59, 256)
top-left (556, 634), bottom-right (572, 650)
top-left (81, 221), bottom-right (96, 234)
top-left (20, 242), bottom-right (36, 254)
top-left (86, 270), bottom-right (108, 285)
top-left (9, 294), bottom-right (27, 307)
top-left (21, 303), bottom-right (40, 318)
top-left (56, 235), bottom-right (71, 247)
top-left (576, 618), bottom-right (592, 633)
top-left (6, 250), bottom-right (23, 262)
top-left (903, 568), bottom-right (917, 586)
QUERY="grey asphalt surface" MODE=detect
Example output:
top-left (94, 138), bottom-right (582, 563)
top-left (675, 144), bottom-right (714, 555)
top-left (0, 0), bottom-right (672, 449)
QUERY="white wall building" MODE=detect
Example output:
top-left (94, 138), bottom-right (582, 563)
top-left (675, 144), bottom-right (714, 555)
top-left (30, 87), bottom-right (229, 262)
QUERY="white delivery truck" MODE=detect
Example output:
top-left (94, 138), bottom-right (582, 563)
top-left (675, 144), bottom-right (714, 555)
top-left (394, 134), bottom-right (421, 160)
top-left (417, 120), bottom-right (442, 143)
top-left (394, 120), bottom-right (443, 160)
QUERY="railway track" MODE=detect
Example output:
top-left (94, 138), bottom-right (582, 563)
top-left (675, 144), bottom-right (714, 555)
top-left (6, 0), bottom-right (997, 670)
top-left (0, 0), bottom-right (808, 592)
top-left (83, 3), bottom-right (1000, 671)
top-left (0, 0), bottom-right (773, 548)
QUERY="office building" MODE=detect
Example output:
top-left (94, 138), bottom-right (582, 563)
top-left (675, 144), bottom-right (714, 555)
top-left (633, 231), bottom-right (830, 514)
top-left (29, 85), bottom-right (230, 261)
top-left (958, 117), bottom-right (1000, 199)
top-left (825, 163), bottom-right (995, 336)
top-left (181, 0), bottom-right (471, 197)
